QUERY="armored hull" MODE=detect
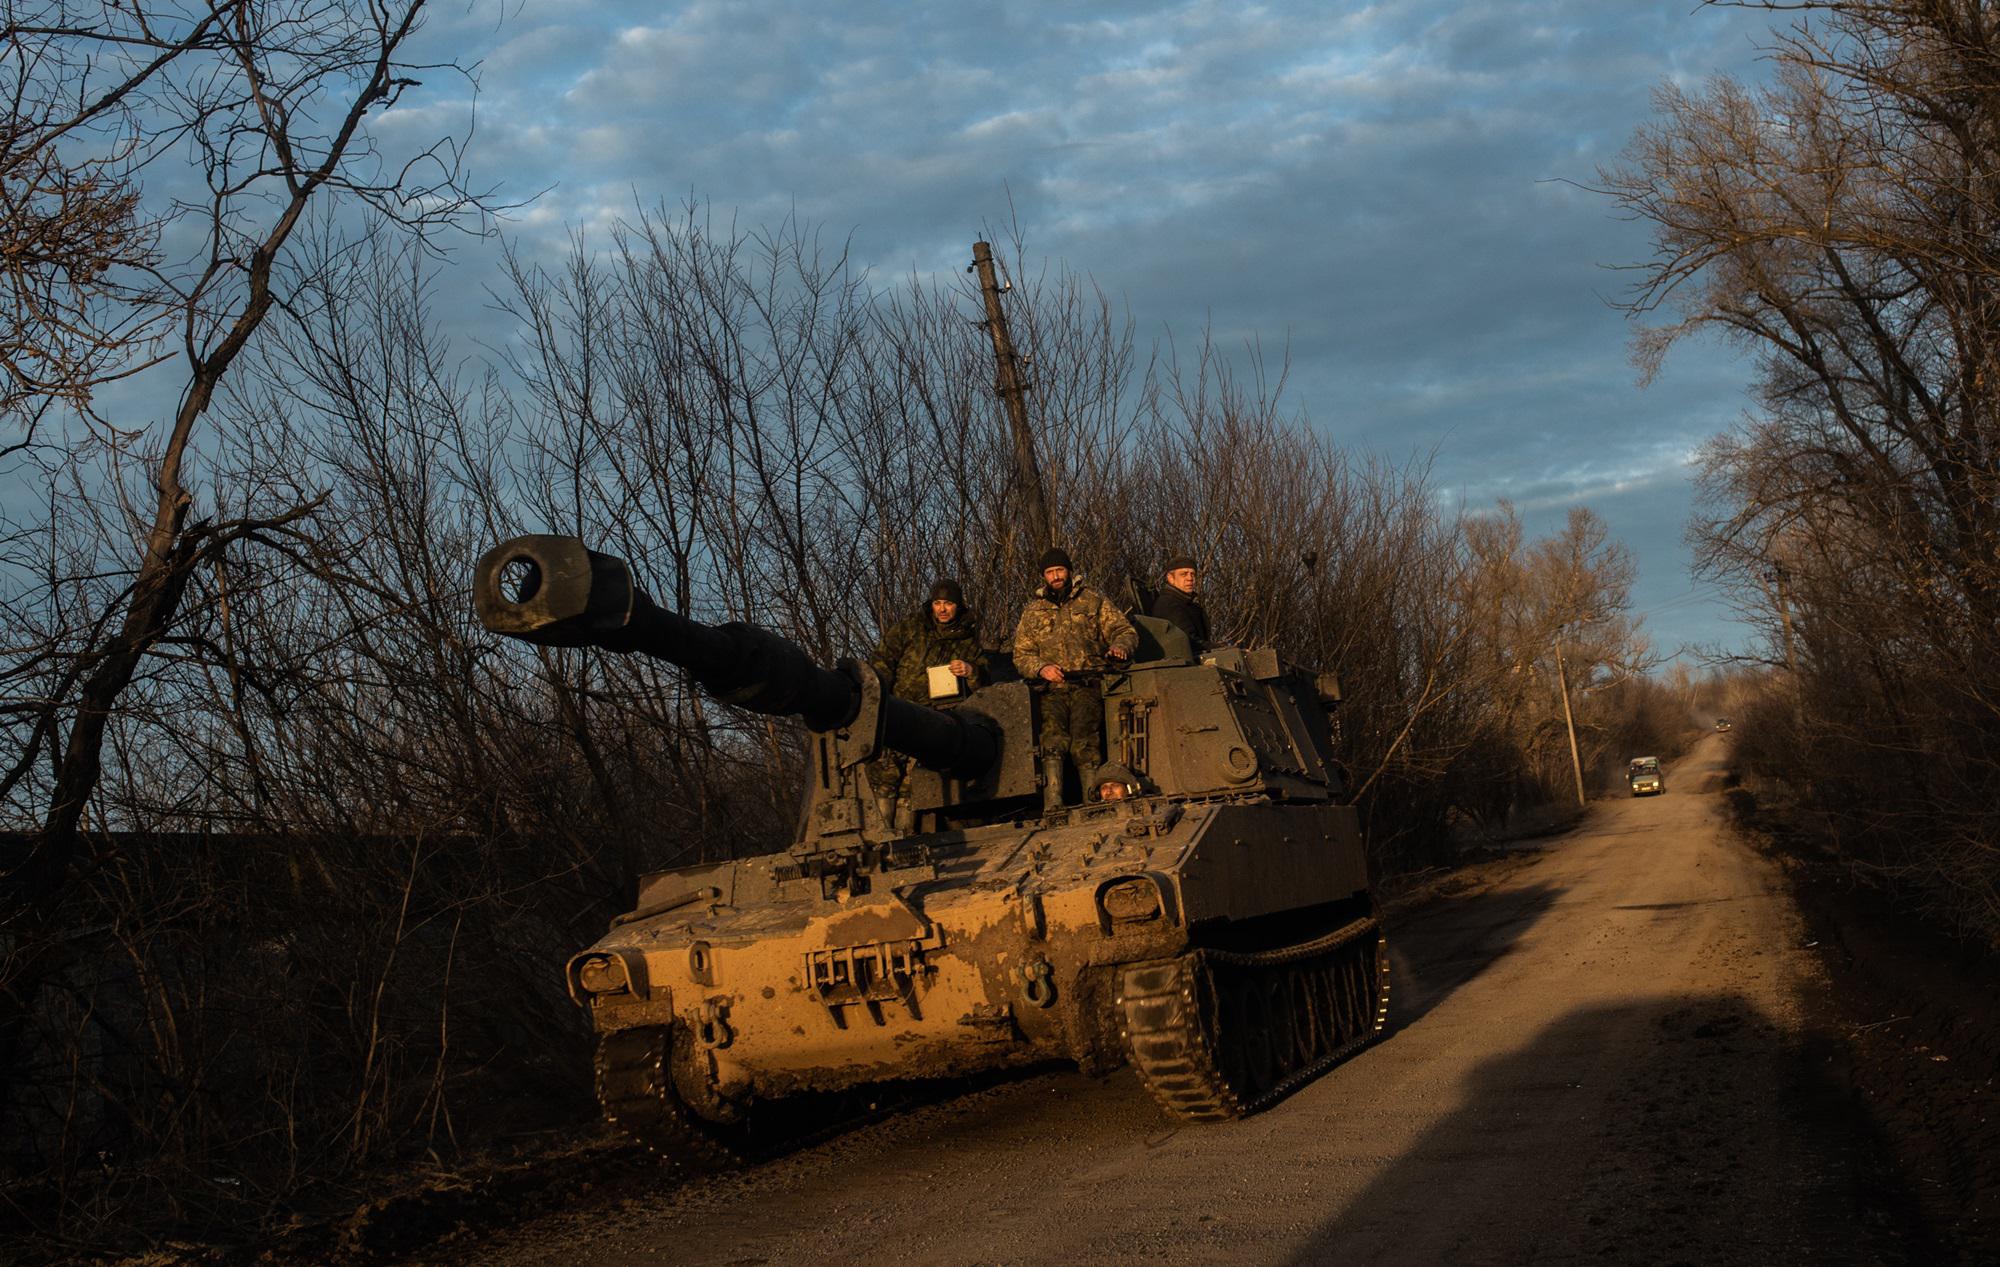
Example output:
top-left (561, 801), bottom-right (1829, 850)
top-left (477, 535), bottom-right (1388, 1163)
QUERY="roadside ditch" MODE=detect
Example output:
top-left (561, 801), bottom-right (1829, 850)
top-left (1723, 770), bottom-right (1999, 1266)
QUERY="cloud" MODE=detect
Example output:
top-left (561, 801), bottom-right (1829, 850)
top-left (391, 0), bottom-right (1777, 651)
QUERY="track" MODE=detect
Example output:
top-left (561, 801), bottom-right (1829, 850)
top-left (595, 1027), bottom-right (746, 1169)
top-left (1120, 918), bottom-right (1388, 1120)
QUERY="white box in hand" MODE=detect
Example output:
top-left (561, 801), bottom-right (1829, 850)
top-left (926, 664), bottom-right (964, 699)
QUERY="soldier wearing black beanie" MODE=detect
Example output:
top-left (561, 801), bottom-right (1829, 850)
top-left (1012, 547), bottom-right (1138, 812)
top-left (866, 576), bottom-right (984, 832)
top-left (1150, 554), bottom-right (1209, 654)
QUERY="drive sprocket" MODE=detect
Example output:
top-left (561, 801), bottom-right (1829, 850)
top-left (594, 1025), bottom-right (747, 1168)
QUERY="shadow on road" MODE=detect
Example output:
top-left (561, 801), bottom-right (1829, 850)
top-left (1386, 881), bottom-right (1564, 1032)
top-left (1285, 996), bottom-right (1931, 1267)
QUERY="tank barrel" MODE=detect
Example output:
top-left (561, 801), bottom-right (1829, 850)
top-left (473, 535), bottom-right (996, 774)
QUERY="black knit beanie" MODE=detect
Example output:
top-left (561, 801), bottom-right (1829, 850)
top-left (929, 578), bottom-right (965, 604)
top-left (1038, 546), bottom-right (1073, 572)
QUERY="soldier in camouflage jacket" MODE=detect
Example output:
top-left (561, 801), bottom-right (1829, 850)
top-left (1011, 547), bottom-right (1137, 807)
top-left (870, 582), bottom-right (985, 703)
top-left (866, 579), bottom-right (985, 829)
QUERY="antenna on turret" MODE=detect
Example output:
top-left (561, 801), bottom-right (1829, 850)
top-left (970, 240), bottom-right (1054, 555)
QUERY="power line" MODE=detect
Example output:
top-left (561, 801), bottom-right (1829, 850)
top-left (1632, 585), bottom-right (1725, 619)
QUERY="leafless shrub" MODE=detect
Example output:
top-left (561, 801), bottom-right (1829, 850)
top-left (0, 2), bottom-right (498, 1246)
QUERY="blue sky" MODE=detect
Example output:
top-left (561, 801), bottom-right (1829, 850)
top-left (388, 0), bottom-right (1775, 658)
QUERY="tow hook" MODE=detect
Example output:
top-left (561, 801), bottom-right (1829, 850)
top-left (695, 998), bottom-right (734, 1049)
top-left (1021, 959), bottom-right (1057, 1008)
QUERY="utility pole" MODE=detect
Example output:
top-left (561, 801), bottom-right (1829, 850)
top-left (1761, 559), bottom-right (1802, 741)
top-left (970, 241), bottom-right (1054, 554)
top-left (1555, 625), bottom-right (1587, 808)
top-left (1765, 562), bottom-right (1799, 677)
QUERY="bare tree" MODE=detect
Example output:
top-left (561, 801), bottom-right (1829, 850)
top-left (1, 0), bottom-right (489, 1142)
top-left (1608, 0), bottom-right (2000, 943)
top-left (0, 0), bottom-right (199, 443)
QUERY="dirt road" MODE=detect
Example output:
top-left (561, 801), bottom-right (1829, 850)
top-left (448, 736), bottom-right (1916, 1266)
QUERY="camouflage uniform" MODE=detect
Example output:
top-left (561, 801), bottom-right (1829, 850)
top-left (866, 604), bottom-right (985, 802)
top-left (1011, 580), bottom-right (1138, 774)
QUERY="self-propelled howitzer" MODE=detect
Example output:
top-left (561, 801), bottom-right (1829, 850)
top-left (474, 534), bottom-right (1388, 1163)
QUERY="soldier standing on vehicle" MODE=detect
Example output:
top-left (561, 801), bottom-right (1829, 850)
top-left (868, 579), bottom-right (984, 832)
top-left (1012, 547), bottom-right (1137, 811)
top-left (1148, 553), bottom-right (1210, 654)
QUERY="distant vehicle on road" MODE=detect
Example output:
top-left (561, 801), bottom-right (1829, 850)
top-left (1714, 718), bottom-right (1733, 732)
top-left (1628, 756), bottom-right (1665, 796)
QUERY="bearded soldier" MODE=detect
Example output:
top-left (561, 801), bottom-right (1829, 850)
top-left (867, 579), bottom-right (984, 832)
top-left (1011, 547), bottom-right (1137, 810)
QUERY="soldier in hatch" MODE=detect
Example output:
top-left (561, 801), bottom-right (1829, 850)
top-left (1012, 547), bottom-right (1138, 811)
top-left (1148, 553), bottom-right (1210, 654)
top-left (1092, 762), bottom-right (1142, 803)
top-left (868, 579), bottom-right (985, 833)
